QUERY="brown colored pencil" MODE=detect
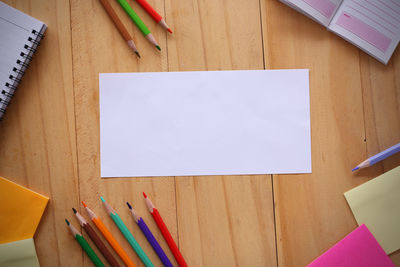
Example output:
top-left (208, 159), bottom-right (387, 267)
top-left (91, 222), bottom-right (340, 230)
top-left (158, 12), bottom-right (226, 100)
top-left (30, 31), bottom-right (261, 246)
top-left (72, 208), bottom-right (120, 267)
top-left (98, 0), bottom-right (140, 58)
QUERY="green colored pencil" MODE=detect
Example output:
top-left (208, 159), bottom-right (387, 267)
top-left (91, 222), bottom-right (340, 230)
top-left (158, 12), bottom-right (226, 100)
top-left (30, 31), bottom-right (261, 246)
top-left (100, 197), bottom-right (154, 267)
top-left (116, 0), bottom-right (161, 50)
top-left (65, 219), bottom-right (105, 267)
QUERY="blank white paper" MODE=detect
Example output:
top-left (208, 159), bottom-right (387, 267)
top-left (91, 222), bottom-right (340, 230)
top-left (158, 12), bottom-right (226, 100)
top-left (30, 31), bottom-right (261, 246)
top-left (99, 70), bottom-right (311, 177)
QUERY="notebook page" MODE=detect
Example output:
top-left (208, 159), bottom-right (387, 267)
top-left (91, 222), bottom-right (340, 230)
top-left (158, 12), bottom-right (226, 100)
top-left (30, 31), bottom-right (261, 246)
top-left (281, 0), bottom-right (343, 26)
top-left (0, 18), bottom-right (31, 87)
top-left (328, 0), bottom-right (400, 64)
top-left (0, 2), bottom-right (44, 33)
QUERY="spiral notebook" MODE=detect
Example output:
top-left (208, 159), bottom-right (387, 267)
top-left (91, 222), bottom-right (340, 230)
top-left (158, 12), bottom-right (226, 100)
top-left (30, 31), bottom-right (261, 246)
top-left (0, 2), bottom-right (47, 120)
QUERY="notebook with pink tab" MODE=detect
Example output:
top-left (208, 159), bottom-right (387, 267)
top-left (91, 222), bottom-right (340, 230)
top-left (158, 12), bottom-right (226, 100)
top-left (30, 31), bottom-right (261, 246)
top-left (307, 224), bottom-right (395, 267)
top-left (280, 0), bottom-right (400, 64)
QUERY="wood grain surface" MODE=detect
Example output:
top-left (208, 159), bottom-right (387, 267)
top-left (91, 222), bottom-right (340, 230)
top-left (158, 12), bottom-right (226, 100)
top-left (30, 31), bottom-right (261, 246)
top-left (0, 0), bottom-right (399, 266)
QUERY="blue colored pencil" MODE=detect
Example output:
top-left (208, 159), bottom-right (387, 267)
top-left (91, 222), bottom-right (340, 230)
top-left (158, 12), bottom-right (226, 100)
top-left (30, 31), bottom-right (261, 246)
top-left (127, 202), bottom-right (173, 267)
top-left (352, 142), bottom-right (400, 171)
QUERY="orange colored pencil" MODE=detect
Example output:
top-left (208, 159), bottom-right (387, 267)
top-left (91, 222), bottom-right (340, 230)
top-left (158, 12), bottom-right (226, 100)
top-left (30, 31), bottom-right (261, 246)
top-left (82, 201), bottom-right (137, 267)
top-left (98, 0), bottom-right (140, 58)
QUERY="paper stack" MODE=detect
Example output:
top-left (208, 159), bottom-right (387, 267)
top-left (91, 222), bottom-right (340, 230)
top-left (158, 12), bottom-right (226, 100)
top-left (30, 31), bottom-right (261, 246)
top-left (0, 176), bottom-right (49, 267)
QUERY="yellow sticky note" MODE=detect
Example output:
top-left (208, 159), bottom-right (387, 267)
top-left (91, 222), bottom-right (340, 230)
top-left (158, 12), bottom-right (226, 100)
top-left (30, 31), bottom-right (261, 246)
top-left (0, 238), bottom-right (40, 267)
top-left (0, 177), bottom-right (49, 244)
top-left (344, 166), bottom-right (400, 254)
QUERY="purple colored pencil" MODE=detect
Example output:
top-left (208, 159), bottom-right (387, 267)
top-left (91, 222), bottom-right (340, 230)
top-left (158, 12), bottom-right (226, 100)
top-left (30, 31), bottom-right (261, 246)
top-left (352, 142), bottom-right (400, 171)
top-left (127, 202), bottom-right (173, 267)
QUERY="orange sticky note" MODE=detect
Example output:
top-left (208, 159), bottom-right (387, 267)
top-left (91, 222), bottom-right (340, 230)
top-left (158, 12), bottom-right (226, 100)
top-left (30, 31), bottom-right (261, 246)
top-left (0, 176), bottom-right (49, 244)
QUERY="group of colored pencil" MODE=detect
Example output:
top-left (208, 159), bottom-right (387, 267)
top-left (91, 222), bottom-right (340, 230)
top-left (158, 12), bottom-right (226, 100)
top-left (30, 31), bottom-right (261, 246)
top-left (66, 193), bottom-right (187, 267)
top-left (99, 0), bottom-right (172, 58)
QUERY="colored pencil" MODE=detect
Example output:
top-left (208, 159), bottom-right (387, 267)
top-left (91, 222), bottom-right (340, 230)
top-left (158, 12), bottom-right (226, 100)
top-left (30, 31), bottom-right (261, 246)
top-left (65, 219), bottom-right (105, 267)
top-left (72, 208), bottom-right (120, 267)
top-left (143, 192), bottom-right (188, 267)
top-left (134, 0), bottom-right (172, 33)
top-left (81, 201), bottom-right (137, 267)
top-left (352, 142), bottom-right (400, 171)
top-left (116, 0), bottom-right (161, 50)
top-left (101, 197), bottom-right (154, 267)
top-left (98, 0), bottom-right (140, 57)
top-left (126, 202), bottom-right (173, 267)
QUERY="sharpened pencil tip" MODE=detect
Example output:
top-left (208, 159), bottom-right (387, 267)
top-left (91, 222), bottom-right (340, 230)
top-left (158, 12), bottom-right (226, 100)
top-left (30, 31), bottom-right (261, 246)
top-left (143, 192), bottom-right (147, 198)
top-left (72, 208), bottom-right (77, 214)
top-left (81, 201), bottom-right (87, 208)
top-left (352, 166), bottom-right (360, 172)
top-left (100, 196), bottom-right (106, 203)
top-left (167, 28), bottom-right (173, 34)
top-left (126, 202), bottom-right (132, 209)
top-left (65, 219), bottom-right (70, 225)
top-left (156, 45), bottom-right (161, 51)
top-left (135, 51), bottom-right (141, 58)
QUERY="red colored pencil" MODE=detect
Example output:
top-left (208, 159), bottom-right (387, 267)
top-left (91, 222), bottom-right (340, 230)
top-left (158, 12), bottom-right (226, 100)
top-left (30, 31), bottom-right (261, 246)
top-left (143, 192), bottom-right (187, 267)
top-left (134, 0), bottom-right (172, 33)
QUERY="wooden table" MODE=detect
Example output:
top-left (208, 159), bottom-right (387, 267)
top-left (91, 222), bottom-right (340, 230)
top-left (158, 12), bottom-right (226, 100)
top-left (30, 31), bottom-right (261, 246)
top-left (0, 0), bottom-right (399, 266)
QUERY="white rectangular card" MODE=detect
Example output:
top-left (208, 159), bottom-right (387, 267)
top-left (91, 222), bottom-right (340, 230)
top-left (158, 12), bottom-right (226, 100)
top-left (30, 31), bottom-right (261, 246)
top-left (99, 70), bottom-right (311, 177)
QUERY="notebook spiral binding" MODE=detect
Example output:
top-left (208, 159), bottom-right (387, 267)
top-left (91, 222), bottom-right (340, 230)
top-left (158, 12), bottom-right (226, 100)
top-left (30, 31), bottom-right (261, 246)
top-left (0, 28), bottom-right (45, 120)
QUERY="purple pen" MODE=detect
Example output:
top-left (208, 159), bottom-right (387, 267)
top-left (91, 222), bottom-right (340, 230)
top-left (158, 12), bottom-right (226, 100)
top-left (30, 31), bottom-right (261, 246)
top-left (127, 202), bottom-right (174, 267)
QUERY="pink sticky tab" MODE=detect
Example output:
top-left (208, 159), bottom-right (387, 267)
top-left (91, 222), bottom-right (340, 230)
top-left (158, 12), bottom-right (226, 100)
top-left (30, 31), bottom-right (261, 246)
top-left (302, 0), bottom-right (336, 18)
top-left (336, 12), bottom-right (392, 52)
top-left (308, 225), bottom-right (395, 267)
